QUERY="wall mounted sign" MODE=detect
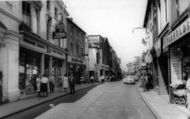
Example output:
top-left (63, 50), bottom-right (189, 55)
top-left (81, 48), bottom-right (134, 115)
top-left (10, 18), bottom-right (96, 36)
top-left (163, 17), bottom-right (190, 49)
top-left (53, 21), bottom-right (66, 39)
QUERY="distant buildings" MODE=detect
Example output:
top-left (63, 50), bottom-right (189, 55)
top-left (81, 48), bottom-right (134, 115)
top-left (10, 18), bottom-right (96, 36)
top-left (87, 35), bottom-right (121, 81)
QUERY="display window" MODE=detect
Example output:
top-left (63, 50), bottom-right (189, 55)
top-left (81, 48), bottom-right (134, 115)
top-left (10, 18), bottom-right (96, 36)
top-left (19, 48), bottom-right (41, 94)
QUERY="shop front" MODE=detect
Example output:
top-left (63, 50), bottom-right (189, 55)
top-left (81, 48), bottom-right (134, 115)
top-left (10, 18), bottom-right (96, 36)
top-left (163, 17), bottom-right (190, 104)
top-left (68, 56), bottom-right (86, 84)
top-left (19, 47), bottom-right (41, 95)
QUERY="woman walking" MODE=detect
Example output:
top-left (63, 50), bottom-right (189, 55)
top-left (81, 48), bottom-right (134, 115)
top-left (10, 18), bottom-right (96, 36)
top-left (36, 75), bottom-right (41, 97)
top-left (63, 74), bottom-right (69, 92)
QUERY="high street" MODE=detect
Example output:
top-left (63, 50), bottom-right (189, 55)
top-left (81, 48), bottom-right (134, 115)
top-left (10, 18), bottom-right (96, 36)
top-left (36, 82), bottom-right (156, 119)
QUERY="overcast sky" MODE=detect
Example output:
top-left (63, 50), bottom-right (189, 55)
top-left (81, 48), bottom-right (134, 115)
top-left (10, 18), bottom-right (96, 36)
top-left (62, 0), bottom-right (148, 70)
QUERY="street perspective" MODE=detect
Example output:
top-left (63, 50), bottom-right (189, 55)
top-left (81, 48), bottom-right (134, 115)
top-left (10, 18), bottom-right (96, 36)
top-left (1, 0), bottom-right (190, 119)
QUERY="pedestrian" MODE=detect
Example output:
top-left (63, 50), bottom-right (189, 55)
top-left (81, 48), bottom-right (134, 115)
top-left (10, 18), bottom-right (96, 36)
top-left (100, 75), bottom-right (105, 83)
top-left (69, 74), bottom-right (75, 94)
top-left (90, 75), bottom-right (94, 84)
top-left (41, 74), bottom-right (49, 97)
top-left (36, 75), bottom-right (41, 97)
top-left (63, 74), bottom-right (69, 92)
top-left (186, 75), bottom-right (190, 109)
top-left (58, 74), bottom-right (63, 91)
top-left (49, 74), bottom-right (55, 93)
top-left (31, 75), bottom-right (37, 92)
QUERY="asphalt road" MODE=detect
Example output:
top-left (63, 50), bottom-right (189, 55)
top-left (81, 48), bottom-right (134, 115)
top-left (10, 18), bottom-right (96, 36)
top-left (36, 81), bottom-right (156, 119)
top-left (6, 82), bottom-right (156, 119)
top-left (4, 85), bottom-right (98, 119)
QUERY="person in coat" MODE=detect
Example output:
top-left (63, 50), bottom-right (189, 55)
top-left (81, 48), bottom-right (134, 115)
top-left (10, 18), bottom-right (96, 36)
top-left (69, 74), bottom-right (75, 94)
top-left (63, 74), bottom-right (69, 92)
top-left (36, 75), bottom-right (41, 97)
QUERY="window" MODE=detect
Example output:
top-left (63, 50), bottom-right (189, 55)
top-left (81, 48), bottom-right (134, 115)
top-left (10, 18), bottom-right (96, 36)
top-left (176, 0), bottom-right (179, 17)
top-left (77, 44), bottom-right (79, 56)
top-left (71, 43), bottom-right (73, 56)
top-left (54, 7), bottom-right (58, 19)
top-left (97, 52), bottom-right (100, 64)
top-left (47, 17), bottom-right (51, 40)
top-left (47, 0), bottom-right (50, 11)
top-left (81, 48), bottom-right (83, 57)
top-left (165, 0), bottom-right (167, 22)
top-left (22, 1), bottom-right (31, 26)
top-left (35, 9), bottom-right (40, 35)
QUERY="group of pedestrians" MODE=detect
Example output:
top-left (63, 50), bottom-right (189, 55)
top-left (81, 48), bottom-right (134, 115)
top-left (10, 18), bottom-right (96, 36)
top-left (140, 72), bottom-right (153, 91)
top-left (32, 73), bottom-right (76, 97)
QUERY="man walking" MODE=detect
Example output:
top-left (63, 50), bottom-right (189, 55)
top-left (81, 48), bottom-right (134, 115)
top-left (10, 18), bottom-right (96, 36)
top-left (49, 74), bottom-right (55, 93)
top-left (69, 74), bottom-right (75, 94)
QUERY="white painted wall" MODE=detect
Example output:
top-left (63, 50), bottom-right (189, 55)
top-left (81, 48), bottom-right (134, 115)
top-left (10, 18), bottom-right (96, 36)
top-left (89, 48), bottom-right (97, 71)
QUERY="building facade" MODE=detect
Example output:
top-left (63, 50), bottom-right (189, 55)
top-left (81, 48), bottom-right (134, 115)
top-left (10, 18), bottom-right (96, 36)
top-left (0, 0), bottom-right (69, 102)
top-left (143, 0), bottom-right (190, 102)
top-left (87, 35), bottom-right (121, 81)
top-left (66, 18), bottom-right (86, 84)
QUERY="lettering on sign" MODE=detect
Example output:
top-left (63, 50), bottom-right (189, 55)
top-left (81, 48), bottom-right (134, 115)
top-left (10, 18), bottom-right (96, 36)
top-left (163, 18), bottom-right (190, 49)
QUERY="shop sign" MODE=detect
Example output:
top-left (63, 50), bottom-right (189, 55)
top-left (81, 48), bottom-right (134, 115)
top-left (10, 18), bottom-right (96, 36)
top-left (53, 21), bottom-right (66, 39)
top-left (154, 39), bottom-right (161, 57)
top-left (71, 57), bottom-right (84, 64)
top-left (101, 64), bottom-right (109, 70)
top-left (163, 17), bottom-right (190, 49)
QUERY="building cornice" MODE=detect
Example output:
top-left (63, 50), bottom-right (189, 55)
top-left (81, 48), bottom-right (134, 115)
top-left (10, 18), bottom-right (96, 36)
top-left (0, 7), bottom-right (22, 23)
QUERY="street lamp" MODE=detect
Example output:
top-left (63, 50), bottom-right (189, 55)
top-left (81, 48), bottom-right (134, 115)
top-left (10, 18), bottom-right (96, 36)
top-left (132, 26), bottom-right (152, 49)
top-left (132, 27), bottom-right (152, 33)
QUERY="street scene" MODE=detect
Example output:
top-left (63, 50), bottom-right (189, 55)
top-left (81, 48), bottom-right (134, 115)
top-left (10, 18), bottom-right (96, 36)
top-left (1, 0), bottom-right (190, 119)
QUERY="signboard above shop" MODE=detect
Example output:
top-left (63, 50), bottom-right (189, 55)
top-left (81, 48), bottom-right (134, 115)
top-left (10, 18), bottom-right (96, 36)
top-left (163, 17), bottom-right (190, 49)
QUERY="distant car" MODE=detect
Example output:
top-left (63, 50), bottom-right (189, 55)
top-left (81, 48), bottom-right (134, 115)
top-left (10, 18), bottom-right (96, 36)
top-left (123, 76), bottom-right (135, 84)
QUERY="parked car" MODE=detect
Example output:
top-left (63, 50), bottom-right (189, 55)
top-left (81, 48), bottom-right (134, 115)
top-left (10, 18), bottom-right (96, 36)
top-left (123, 75), bottom-right (135, 84)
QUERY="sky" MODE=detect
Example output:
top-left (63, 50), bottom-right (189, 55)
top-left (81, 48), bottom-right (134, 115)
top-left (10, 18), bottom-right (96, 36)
top-left (62, 0), bottom-right (148, 71)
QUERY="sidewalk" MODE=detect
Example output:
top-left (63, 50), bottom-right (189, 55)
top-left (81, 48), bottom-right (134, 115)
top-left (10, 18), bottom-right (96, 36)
top-left (137, 85), bottom-right (190, 119)
top-left (0, 83), bottom-right (98, 119)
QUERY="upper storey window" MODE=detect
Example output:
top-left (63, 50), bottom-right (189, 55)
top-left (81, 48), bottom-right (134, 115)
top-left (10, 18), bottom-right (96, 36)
top-left (22, 1), bottom-right (31, 27)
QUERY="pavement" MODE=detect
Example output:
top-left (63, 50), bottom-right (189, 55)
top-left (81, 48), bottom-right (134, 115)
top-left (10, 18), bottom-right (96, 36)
top-left (137, 84), bottom-right (190, 119)
top-left (0, 83), bottom-right (98, 119)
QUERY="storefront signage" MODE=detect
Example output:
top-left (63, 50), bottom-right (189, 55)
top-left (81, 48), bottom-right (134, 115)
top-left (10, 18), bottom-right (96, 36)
top-left (163, 17), bottom-right (190, 49)
top-left (72, 58), bottom-right (83, 64)
top-left (53, 21), bottom-right (66, 39)
top-left (101, 64), bottom-right (109, 70)
top-left (154, 39), bottom-right (161, 57)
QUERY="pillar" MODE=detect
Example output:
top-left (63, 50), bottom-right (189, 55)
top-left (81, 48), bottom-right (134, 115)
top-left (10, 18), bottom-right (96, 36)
top-left (0, 31), bottom-right (21, 102)
top-left (49, 56), bottom-right (52, 76)
top-left (40, 54), bottom-right (44, 77)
